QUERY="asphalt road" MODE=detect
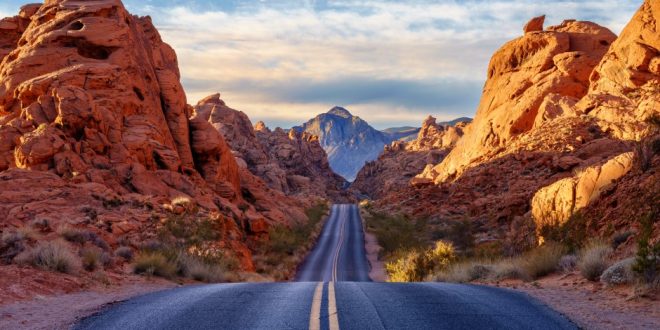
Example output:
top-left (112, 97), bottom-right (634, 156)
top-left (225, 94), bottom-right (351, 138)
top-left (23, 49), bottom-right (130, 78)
top-left (75, 204), bottom-right (576, 330)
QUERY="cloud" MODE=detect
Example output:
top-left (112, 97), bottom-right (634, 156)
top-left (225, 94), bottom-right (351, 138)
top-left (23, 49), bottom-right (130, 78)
top-left (1, 0), bottom-right (645, 128)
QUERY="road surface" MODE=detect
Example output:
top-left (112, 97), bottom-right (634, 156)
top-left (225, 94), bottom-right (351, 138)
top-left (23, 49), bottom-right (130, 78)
top-left (76, 204), bottom-right (576, 330)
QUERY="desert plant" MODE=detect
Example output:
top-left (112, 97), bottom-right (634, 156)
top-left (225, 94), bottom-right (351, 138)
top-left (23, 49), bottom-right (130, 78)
top-left (601, 258), bottom-right (636, 286)
top-left (491, 259), bottom-right (527, 281)
top-left (578, 241), bottom-right (611, 281)
top-left (365, 211), bottom-right (426, 258)
top-left (386, 241), bottom-right (455, 282)
top-left (175, 252), bottom-right (228, 283)
top-left (16, 240), bottom-right (80, 274)
top-left (132, 251), bottom-right (177, 279)
top-left (436, 261), bottom-right (492, 283)
top-left (115, 246), bottom-right (134, 261)
top-left (160, 214), bottom-right (221, 248)
top-left (632, 210), bottom-right (659, 285)
top-left (0, 230), bottom-right (28, 263)
top-left (558, 255), bottom-right (578, 272)
top-left (81, 247), bottom-right (110, 272)
top-left (519, 242), bottom-right (564, 279)
top-left (57, 225), bottom-right (91, 244)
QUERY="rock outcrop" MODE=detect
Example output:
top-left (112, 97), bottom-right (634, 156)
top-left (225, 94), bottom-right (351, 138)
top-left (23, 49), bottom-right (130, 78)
top-left (194, 94), bottom-right (347, 202)
top-left (0, 0), bottom-right (307, 272)
top-left (373, 1), bottom-right (660, 249)
top-left (352, 116), bottom-right (467, 199)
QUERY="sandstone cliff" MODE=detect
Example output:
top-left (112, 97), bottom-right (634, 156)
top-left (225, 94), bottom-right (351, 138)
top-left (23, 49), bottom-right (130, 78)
top-left (0, 0), bottom-right (307, 272)
top-left (194, 94), bottom-right (347, 202)
top-left (352, 116), bottom-right (467, 199)
top-left (374, 1), bottom-right (659, 249)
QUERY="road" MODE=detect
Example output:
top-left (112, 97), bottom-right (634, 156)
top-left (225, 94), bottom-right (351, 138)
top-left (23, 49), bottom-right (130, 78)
top-left (76, 204), bottom-right (576, 330)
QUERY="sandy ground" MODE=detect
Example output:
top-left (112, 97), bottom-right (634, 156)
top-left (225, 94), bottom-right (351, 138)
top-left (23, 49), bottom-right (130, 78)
top-left (489, 273), bottom-right (660, 330)
top-left (0, 265), bottom-right (175, 330)
top-left (364, 232), bottom-right (388, 282)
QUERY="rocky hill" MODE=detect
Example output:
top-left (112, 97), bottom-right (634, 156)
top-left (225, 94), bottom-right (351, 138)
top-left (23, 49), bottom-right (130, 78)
top-left (373, 2), bottom-right (659, 251)
top-left (0, 0), bottom-right (310, 275)
top-left (352, 116), bottom-right (468, 199)
top-left (194, 94), bottom-right (347, 202)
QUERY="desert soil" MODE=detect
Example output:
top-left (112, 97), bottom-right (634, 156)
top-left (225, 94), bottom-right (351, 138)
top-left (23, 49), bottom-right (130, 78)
top-left (364, 232), bottom-right (388, 282)
top-left (490, 273), bottom-right (660, 330)
top-left (0, 265), bottom-right (175, 330)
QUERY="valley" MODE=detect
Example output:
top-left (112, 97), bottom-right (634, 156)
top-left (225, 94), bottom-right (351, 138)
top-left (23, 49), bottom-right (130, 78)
top-left (0, 0), bottom-right (658, 329)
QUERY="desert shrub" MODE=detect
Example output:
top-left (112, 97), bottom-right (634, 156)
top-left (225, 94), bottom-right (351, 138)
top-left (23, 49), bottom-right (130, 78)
top-left (632, 210), bottom-right (659, 285)
top-left (160, 214), bottom-right (221, 248)
top-left (559, 255), bottom-right (578, 272)
top-left (81, 247), bottom-right (110, 272)
top-left (16, 240), bottom-right (80, 274)
top-left (519, 242), bottom-right (564, 279)
top-left (175, 252), bottom-right (228, 283)
top-left (436, 261), bottom-right (492, 283)
top-left (115, 246), bottom-right (134, 261)
top-left (30, 218), bottom-right (51, 232)
top-left (386, 241), bottom-right (455, 282)
top-left (255, 202), bottom-right (328, 280)
top-left (492, 259), bottom-right (527, 281)
top-left (365, 211), bottom-right (426, 258)
top-left (133, 251), bottom-right (177, 279)
top-left (58, 226), bottom-right (91, 244)
top-left (0, 230), bottom-right (28, 263)
top-left (578, 241), bottom-right (611, 281)
top-left (170, 196), bottom-right (197, 214)
top-left (601, 258), bottom-right (636, 286)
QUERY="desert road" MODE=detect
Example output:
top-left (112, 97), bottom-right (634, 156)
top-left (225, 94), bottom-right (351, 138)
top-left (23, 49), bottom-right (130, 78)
top-left (75, 204), bottom-right (576, 330)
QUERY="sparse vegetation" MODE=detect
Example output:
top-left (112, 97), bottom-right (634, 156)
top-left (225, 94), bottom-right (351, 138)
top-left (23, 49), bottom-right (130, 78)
top-left (435, 242), bottom-right (564, 283)
top-left (58, 225), bottom-right (91, 244)
top-left (632, 210), bottom-right (659, 286)
top-left (133, 251), bottom-right (177, 279)
top-left (364, 211), bottom-right (427, 258)
top-left (253, 202), bottom-right (329, 280)
top-left (386, 241), bottom-right (455, 282)
top-left (115, 246), bottom-right (134, 261)
top-left (81, 247), bottom-right (110, 272)
top-left (578, 241), bottom-right (611, 281)
top-left (16, 240), bottom-right (81, 274)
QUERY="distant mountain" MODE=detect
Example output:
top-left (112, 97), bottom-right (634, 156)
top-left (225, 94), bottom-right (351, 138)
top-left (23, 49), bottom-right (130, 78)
top-left (295, 107), bottom-right (391, 182)
top-left (382, 126), bottom-right (421, 142)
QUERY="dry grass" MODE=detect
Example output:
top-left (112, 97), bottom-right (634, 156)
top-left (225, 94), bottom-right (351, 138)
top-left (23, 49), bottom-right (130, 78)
top-left (133, 251), bottom-right (177, 279)
top-left (81, 247), bottom-right (110, 272)
top-left (16, 240), bottom-right (81, 274)
top-left (578, 241), bottom-right (611, 281)
top-left (253, 202), bottom-right (329, 280)
top-left (386, 241), bottom-right (455, 282)
top-left (115, 246), bottom-right (134, 261)
top-left (435, 243), bottom-right (565, 283)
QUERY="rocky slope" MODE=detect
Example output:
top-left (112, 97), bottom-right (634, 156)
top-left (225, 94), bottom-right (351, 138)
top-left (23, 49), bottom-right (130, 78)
top-left (295, 106), bottom-right (393, 181)
top-left (194, 94), bottom-right (347, 202)
top-left (352, 116), bottom-right (468, 199)
top-left (374, 2), bottom-right (659, 250)
top-left (0, 0), bottom-right (308, 275)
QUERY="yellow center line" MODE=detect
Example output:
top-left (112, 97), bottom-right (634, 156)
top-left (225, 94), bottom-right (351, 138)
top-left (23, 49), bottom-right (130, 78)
top-left (308, 282), bottom-right (323, 330)
top-left (328, 282), bottom-right (340, 330)
top-left (332, 205), bottom-right (347, 282)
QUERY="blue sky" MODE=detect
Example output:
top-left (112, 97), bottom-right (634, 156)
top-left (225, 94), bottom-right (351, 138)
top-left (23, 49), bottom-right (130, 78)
top-left (0, 1), bottom-right (642, 129)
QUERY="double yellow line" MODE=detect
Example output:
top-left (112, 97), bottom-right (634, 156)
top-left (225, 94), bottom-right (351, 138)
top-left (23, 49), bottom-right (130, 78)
top-left (309, 282), bottom-right (340, 330)
top-left (309, 205), bottom-right (347, 330)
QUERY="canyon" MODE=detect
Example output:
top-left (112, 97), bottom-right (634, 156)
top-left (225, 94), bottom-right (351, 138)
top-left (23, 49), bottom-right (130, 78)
top-left (0, 0), bottom-right (658, 329)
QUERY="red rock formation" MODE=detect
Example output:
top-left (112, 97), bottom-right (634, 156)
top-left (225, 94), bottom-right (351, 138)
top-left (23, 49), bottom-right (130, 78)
top-left (374, 2), bottom-right (659, 249)
top-left (352, 116), bottom-right (466, 199)
top-left (0, 0), bottom-right (307, 273)
top-left (194, 94), bottom-right (347, 202)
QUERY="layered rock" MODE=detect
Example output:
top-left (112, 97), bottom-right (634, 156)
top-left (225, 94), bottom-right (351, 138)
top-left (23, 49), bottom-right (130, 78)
top-left (352, 116), bottom-right (467, 199)
top-left (194, 94), bottom-right (347, 202)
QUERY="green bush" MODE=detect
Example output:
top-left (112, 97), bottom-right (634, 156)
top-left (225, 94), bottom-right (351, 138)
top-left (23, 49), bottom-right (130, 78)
top-left (632, 211), bottom-right (659, 285)
top-left (16, 240), bottom-right (80, 274)
top-left (578, 241), bottom-right (611, 281)
top-left (365, 211), bottom-right (426, 258)
top-left (160, 214), bottom-right (222, 248)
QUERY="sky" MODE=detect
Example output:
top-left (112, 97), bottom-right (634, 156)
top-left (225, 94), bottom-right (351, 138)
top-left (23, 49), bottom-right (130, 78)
top-left (0, 1), bottom-right (642, 129)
